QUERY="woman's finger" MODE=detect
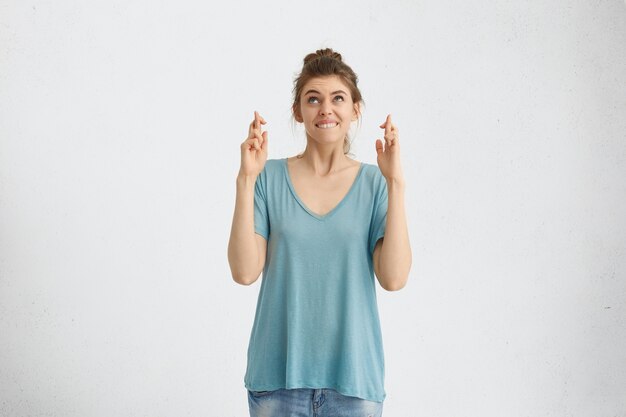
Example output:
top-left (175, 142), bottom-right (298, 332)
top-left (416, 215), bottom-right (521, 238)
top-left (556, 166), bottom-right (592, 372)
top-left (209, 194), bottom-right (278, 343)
top-left (254, 128), bottom-right (264, 145)
top-left (248, 117), bottom-right (257, 139)
top-left (379, 114), bottom-right (392, 133)
top-left (379, 115), bottom-right (388, 126)
top-left (247, 111), bottom-right (267, 146)
top-left (375, 138), bottom-right (384, 155)
top-left (241, 137), bottom-right (259, 151)
top-left (254, 111), bottom-right (267, 128)
top-left (381, 115), bottom-right (392, 145)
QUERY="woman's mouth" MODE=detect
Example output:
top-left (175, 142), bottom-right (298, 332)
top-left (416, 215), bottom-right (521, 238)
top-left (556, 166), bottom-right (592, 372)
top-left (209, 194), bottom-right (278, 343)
top-left (316, 122), bottom-right (338, 129)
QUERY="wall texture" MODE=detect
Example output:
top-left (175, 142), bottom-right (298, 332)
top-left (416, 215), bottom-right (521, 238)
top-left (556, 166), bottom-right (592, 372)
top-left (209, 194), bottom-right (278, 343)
top-left (1, 1), bottom-right (625, 416)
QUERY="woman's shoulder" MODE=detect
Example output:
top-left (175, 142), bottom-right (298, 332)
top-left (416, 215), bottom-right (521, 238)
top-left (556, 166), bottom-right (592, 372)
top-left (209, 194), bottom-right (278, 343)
top-left (359, 160), bottom-right (379, 170)
top-left (261, 158), bottom-right (285, 172)
top-left (358, 160), bottom-right (384, 180)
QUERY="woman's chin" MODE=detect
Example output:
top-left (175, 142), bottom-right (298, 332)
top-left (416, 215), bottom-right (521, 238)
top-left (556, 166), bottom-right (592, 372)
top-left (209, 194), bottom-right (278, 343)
top-left (307, 133), bottom-right (348, 145)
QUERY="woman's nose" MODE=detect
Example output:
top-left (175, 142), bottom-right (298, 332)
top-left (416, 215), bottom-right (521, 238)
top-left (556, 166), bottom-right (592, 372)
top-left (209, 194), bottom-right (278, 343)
top-left (319, 105), bottom-right (332, 116)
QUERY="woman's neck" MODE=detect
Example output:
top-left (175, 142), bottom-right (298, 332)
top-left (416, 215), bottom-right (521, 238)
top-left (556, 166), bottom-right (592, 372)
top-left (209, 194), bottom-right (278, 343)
top-left (293, 148), bottom-right (356, 177)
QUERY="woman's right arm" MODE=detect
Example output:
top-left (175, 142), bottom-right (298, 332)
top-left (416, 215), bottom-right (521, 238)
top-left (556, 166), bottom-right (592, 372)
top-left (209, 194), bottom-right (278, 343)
top-left (227, 112), bottom-right (268, 285)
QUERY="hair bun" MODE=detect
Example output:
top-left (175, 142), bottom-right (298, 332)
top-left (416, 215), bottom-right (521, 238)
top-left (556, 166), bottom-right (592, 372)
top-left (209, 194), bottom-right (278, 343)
top-left (303, 48), bottom-right (343, 65)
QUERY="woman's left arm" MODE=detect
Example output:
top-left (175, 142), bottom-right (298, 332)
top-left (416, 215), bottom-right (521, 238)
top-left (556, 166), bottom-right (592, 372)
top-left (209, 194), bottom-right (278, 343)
top-left (373, 114), bottom-right (412, 291)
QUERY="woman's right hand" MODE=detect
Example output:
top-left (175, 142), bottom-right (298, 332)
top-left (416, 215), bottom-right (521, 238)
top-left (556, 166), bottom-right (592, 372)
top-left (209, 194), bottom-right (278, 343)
top-left (239, 111), bottom-right (268, 178)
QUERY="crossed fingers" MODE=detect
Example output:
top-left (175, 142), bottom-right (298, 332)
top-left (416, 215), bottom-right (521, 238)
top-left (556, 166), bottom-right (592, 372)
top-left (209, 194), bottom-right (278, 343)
top-left (248, 111), bottom-right (267, 150)
top-left (379, 114), bottom-right (398, 148)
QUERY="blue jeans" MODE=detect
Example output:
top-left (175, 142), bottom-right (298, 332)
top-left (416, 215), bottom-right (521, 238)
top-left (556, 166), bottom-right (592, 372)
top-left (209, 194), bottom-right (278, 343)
top-left (247, 388), bottom-right (384, 417)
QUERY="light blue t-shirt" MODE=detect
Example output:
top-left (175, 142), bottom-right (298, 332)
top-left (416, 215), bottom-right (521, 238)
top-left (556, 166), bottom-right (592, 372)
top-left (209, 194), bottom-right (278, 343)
top-left (244, 157), bottom-right (388, 402)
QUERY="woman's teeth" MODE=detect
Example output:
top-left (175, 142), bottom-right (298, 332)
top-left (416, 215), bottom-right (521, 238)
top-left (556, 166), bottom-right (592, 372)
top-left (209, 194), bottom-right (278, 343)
top-left (317, 122), bottom-right (338, 129)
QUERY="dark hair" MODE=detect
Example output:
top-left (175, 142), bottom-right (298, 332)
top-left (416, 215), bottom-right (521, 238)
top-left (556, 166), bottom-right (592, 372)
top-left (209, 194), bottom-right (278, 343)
top-left (292, 48), bottom-right (363, 156)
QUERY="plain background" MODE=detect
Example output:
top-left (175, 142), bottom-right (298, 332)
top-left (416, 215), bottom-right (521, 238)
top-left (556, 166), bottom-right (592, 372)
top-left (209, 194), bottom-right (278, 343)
top-left (1, 0), bottom-right (625, 416)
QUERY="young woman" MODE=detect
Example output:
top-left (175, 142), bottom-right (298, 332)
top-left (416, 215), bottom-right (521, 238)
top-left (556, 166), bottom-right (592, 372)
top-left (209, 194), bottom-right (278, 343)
top-left (227, 48), bottom-right (412, 417)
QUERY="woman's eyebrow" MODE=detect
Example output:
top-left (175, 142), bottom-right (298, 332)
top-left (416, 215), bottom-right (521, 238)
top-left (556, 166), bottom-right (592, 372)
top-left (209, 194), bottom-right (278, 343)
top-left (304, 89), bottom-right (348, 96)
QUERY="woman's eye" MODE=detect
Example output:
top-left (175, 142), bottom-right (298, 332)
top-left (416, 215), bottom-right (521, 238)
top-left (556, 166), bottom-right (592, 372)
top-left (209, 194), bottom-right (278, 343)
top-left (334, 95), bottom-right (344, 101)
top-left (307, 97), bottom-right (319, 104)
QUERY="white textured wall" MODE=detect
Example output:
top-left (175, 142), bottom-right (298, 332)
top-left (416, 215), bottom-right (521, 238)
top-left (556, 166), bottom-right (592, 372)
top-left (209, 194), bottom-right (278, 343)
top-left (1, 1), bottom-right (625, 416)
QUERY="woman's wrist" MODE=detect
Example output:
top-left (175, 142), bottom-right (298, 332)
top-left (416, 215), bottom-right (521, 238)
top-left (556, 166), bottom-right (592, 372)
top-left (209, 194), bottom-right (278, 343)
top-left (385, 176), bottom-right (406, 190)
top-left (237, 172), bottom-right (258, 187)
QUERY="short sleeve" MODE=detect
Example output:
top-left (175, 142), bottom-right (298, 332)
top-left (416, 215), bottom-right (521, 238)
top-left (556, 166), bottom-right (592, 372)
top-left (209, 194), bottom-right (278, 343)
top-left (368, 174), bottom-right (388, 256)
top-left (253, 168), bottom-right (270, 240)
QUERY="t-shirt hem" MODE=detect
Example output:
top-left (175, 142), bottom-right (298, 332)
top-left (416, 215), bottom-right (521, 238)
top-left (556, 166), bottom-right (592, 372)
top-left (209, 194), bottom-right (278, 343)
top-left (244, 381), bottom-right (386, 403)
top-left (370, 233), bottom-right (385, 255)
top-left (254, 228), bottom-right (268, 240)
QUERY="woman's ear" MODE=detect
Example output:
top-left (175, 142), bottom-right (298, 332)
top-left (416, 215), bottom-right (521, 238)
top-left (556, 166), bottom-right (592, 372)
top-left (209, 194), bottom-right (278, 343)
top-left (352, 102), bottom-right (361, 121)
top-left (293, 104), bottom-right (303, 123)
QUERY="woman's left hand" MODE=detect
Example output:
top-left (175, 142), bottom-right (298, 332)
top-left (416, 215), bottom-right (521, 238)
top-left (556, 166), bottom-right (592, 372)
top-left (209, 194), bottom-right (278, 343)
top-left (375, 114), bottom-right (405, 183)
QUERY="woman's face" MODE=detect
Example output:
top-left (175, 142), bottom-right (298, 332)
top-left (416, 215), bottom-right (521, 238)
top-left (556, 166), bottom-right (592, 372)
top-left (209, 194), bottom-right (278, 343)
top-left (295, 75), bottom-right (360, 147)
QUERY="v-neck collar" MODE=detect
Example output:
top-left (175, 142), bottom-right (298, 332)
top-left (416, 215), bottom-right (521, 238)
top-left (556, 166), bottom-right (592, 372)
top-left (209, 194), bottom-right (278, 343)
top-left (283, 157), bottom-right (364, 221)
